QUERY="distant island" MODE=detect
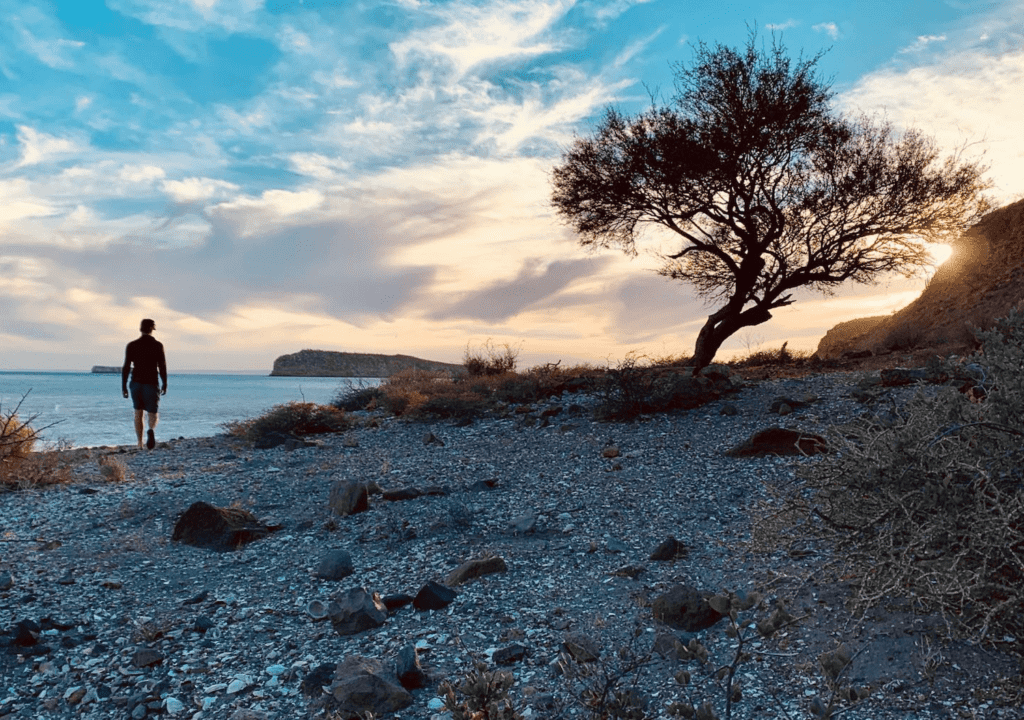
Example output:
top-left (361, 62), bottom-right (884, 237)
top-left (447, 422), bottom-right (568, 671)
top-left (270, 349), bottom-right (465, 378)
top-left (91, 366), bottom-right (121, 374)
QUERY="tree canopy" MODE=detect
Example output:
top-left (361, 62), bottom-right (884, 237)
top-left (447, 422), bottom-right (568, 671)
top-left (551, 32), bottom-right (991, 371)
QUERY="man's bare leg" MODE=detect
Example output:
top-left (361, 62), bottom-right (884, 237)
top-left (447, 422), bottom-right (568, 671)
top-left (146, 412), bottom-right (158, 450)
top-left (134, 410), bottom-right (145, 448)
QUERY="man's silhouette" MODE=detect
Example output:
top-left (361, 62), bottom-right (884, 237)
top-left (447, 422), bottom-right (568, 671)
top-left (122, 318), bottom-right (167, 450)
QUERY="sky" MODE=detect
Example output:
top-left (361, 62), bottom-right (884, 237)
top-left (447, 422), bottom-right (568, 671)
top-left (1, 0), bottom-right (1022, 372)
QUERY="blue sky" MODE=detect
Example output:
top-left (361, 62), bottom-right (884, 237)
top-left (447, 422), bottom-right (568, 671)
top-left (1, 0), bottom-right (1022, 371)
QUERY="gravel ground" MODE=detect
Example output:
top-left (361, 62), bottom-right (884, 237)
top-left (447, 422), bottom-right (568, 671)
top-left (1, 369), bottom-right (1021, 720)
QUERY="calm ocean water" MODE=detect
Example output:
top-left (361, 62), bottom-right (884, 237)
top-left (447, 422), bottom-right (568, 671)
top-left (0, 372), bottom-right (379, 449)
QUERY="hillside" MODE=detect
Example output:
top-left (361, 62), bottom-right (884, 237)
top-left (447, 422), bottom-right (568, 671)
top-left (270, 349), bottom-right (464, 378)
top-left (816, 197), bottom-right (1024, 359)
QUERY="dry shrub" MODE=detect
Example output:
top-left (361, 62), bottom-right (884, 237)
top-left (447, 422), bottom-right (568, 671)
top-left (728, 341), bottom-right (810, 368)
top-left (882, 320), bottom-right (927, 352)
top-left (463, 339), bottom-right (520, 377)
top-left (1, 395), bottom-right (72, 490)
top-left (379, 369), bottom-right (486, 418)
top-left (98, 455), bottom-right (129, 483)
top-left (222, 401), bottom-right (351, 441)
top-left (765, 308), bottom-right (1024, 643)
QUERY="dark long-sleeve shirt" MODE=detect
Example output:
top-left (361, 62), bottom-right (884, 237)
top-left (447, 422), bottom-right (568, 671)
top-left (122, 335), bottom-right (167, 389)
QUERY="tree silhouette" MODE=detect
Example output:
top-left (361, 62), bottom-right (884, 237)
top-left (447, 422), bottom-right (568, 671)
top-left (551, 32), bottom-right (991, 372)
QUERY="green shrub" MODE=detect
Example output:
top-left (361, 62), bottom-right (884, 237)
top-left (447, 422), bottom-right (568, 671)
top-left (776, 308), bottom-right (1024, 642)
top-left (222, 402), bottom-right (351, 441)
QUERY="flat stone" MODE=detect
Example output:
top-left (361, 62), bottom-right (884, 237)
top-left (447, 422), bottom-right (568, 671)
top-left (132, 648), bottom-right (164, 668)
top-left (493, 643), bottom-right (529, 665)
top-left (445, 556), bottom-right (507, 586)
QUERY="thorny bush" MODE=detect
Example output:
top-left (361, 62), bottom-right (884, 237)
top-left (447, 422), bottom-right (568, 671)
top-left (1, 392), bottom-right (71, 490)
top-left (222, 401), bottom-right (351, 442)
top-left (773, 307), bottom-right (1024, 643)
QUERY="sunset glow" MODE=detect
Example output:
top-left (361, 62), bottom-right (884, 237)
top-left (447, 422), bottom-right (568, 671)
top-left (1, 1), bottom-right (1021, 371)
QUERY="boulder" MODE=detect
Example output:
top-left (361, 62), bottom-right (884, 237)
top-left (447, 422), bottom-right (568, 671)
top-left (395, 644), bottom-right (428, 690)
top-left (171, 501), bottom-right (272, 551)
top-left (562, 632), bottom-right (600, 662)
top-left (329, 656), bottom-right (413, 718)
top-left (329, 480), bottom-right (369, 516)
top-left (316, 550), bottom-right (355, 581)
top-left (726, 427), bottom-right (828, 457)
top-left (651, 584), bottom-right (724, 632)
top-left (413, 581), bottom-right (457, 610)
top-left (446, 556), bottom-right (507, 586)
top-left (492, 643), bottom-right (528, 665)
top-left (301, 663), bottom-right (337, 698)
top-left (327, 588), bottom-right (387, 636)
top-left (649, 536), bottom-right (688, 561)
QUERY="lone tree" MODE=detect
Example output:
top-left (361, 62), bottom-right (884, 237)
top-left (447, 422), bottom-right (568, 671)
top-left (551, 32), bottom-right (991, 372)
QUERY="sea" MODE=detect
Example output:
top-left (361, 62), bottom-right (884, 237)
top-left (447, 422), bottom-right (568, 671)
top-left (0, 371), bottom-right (379, 449)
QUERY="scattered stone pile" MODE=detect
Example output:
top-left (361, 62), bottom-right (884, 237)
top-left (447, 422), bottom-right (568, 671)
top-left (1, 363), bottom-right (1018, 719)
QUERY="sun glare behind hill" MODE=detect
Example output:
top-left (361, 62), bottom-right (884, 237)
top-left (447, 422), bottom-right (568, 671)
top-left (928, 243), bottom-right (953, 266)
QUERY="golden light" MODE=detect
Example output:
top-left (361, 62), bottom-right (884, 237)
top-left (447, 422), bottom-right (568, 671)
top-left (928, 243), bottom-right (953, 266)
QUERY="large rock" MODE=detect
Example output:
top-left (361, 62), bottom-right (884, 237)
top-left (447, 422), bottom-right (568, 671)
top-left (327, 588), bottom-right (388, 635)
top-left (316, 550), bottom-right (355, 581)
top-left (413, 581), bottom-right (457, 610)
top-left (270, 349), bottom-right (464, 378)
top-left (394, 644), bottom-right (428, 689)
top-left (171, 501), bottom-right (271, 551)
top-left (726, 427), bottom-right (828, 457)
top-left (651, 584), bottom-right (725, 632)
top-left (329, 656), bottom-right (413, 718)
top-left (329, 480), bottom-right (369, 516)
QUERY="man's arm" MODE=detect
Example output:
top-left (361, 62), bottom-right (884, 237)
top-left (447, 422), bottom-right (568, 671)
top-left (159, 346), bottom-right (168, 394)
top-left (122, 344), bottom-right (132, 398)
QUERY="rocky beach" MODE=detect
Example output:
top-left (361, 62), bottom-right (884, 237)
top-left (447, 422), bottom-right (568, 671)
top-left (1, 368), bottom-right (1021, 720)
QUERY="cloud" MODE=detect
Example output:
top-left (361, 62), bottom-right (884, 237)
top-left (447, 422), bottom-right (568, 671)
top-left (841, 38), bottom-right (1024, 199)
top-left (430, 258), bottom-right (608, 321)
top-left (16, 126), bottom-right (79, 167)
top-left (0, 179), bottom-right (58, 226)
top-left (390, 0), bottom-right (573, 79)
top-left (590, 0), bottom-right (655, 23)
top-left (813, 22), bottom-right (839, 40)
top-left (106, 0), bottom-right (265, 34)
top-left (162, 176), bottom-right (239, 204)
top-left (900, 34), bottom-right (947, 53)
top-left (765, 20), bottom-right (799, 31)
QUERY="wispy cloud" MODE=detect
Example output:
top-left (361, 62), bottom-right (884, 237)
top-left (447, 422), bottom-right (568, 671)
top-left (813, 22), bottom-right (839, 40)
top-left (900, 34), bottom-right (947, 53)
top-left (765, 20), bottom-right (799, 31)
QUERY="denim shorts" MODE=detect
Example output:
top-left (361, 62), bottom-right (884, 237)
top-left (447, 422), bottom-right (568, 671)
top-left (129, 381), bottom-right (160, 414)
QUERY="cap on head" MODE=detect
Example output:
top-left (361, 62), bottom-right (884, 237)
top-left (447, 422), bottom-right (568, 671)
top-left (140, 318), bottom-right (156, 333)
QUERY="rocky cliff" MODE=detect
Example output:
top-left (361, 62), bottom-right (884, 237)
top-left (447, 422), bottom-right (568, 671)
top-left (270, 350), bottom-right (465, 378)
top-left (816, 198), bottom-right (1024, 359)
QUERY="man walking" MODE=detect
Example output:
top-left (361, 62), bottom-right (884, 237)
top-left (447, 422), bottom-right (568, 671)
top-left (121, 318), bottom-right (167, 450)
